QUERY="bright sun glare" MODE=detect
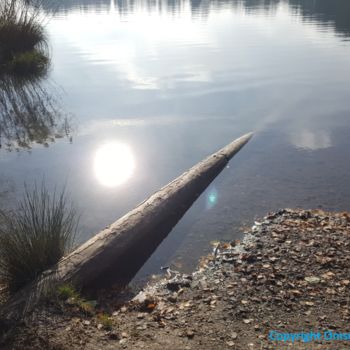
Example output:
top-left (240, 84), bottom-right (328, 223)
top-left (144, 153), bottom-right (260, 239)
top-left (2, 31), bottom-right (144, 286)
top-left (94, 142), bottom-right (135, 187)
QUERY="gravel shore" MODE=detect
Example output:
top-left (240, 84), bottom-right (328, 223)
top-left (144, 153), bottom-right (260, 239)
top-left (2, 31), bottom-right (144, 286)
top-left (2, 208), bottom-right (350, 349)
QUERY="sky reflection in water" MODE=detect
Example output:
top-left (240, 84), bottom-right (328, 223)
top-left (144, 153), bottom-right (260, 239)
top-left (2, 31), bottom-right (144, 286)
top-left (1, 0), bottom-right (350, 281)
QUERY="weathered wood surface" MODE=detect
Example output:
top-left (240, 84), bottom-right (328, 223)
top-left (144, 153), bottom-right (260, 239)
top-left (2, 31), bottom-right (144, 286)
top-left (0, 132), bottom-right (253, 325)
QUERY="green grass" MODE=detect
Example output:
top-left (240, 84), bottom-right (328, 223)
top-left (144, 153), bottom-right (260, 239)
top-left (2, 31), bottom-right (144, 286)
top-left (79, 300), bottom-right (95, 315)
top-left (97, 313), bottom-right (113, 330)
top-left (55, 283), bottom-right (96, 316)
top-left (0, 183), bottom-right (79, 293)
top-left (57, 284), bottom-right (79, 301)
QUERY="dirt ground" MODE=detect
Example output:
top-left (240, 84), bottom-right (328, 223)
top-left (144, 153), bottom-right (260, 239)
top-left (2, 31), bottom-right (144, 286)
top-left (2, 208), bottom-right (350, 349)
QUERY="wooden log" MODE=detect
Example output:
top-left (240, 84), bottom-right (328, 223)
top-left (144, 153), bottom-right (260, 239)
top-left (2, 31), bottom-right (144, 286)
top-left (0, 132), bottom-right (253, 326)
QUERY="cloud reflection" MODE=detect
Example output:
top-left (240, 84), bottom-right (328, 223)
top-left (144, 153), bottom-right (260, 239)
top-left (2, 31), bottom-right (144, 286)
top-left (94, 142), bottom-right (135, 187)
top-left (290, 129), bottom-right (332, 150)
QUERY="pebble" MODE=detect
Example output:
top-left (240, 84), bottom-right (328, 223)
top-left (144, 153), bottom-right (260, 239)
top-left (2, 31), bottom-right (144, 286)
top-left (186, 330), bottom-right (195, 338)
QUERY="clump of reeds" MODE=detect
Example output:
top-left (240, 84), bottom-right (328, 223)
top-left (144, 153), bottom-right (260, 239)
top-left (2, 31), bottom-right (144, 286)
top-left (0, 0), bottom-right (49, 76)
top-left (8, 50), bottom-right (49, 76)
top-left (0, 184), bottom-right (79, 293)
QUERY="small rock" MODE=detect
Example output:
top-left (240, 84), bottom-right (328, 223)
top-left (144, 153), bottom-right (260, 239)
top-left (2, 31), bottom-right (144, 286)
top-left (136, 324), bottom-right (147, 330)
top-left (167, 276), bottom-right (191, 291)
top-left (199, 279), bottom-right (208, 289)
top-left (186, 330), bottom-right (195, 339)
top-left (305, 276), bottom-right (321, 284)
top-left (322, 272), bottom-right (335, 280)
top-left (66, 297), bottom-right (76, 305)
top-left (168, 294), bottom-right (178, 303)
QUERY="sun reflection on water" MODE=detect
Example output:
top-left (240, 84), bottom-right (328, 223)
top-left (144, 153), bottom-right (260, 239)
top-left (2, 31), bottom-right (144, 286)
top-left (94, 142), bottom-right (135, 187)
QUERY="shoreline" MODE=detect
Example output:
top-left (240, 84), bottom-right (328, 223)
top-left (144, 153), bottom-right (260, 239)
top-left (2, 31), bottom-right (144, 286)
top-left (2, 208), bottom-right (350, 349)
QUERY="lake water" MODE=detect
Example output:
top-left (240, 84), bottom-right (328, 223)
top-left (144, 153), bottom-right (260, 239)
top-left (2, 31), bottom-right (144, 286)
top-left (1, 0), bottom-right (350, 283)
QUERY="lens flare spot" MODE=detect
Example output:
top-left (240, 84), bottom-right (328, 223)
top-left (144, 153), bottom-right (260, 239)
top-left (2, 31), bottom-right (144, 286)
top-left (206, 188), bottom-right (218, 209)
top-left (94, 142), bottom-right (135, 187)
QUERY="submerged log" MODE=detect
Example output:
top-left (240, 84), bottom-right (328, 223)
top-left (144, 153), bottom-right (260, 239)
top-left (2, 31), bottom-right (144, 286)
top-left (0, 132), bottom-right (253, 325)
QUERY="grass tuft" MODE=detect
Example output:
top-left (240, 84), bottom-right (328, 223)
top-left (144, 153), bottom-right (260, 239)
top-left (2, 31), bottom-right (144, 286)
top-left (97, 313), bottom-right (113, 330)
top-left (0, 183), bottom-right (79, 293)
top-left (57, 284), bottom-right (79, 301)
top-left (0, 0), bottom-right (49, 77)
top-left (54, 283), bottom-right (96, 316)
top-left (79, 300), bottom-right (96, 315)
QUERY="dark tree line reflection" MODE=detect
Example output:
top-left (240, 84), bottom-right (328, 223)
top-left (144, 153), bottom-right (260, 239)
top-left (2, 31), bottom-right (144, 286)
top-left (288, 0), bottom-right (350, 38)
top-left (0, 74), bottom-right (72, 151)
top-left (46, 0), bottom-right (350, 39)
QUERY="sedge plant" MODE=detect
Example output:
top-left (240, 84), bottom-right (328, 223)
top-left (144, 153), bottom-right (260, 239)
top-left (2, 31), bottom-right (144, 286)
top-left (0, 183), bottom-right (79, 293)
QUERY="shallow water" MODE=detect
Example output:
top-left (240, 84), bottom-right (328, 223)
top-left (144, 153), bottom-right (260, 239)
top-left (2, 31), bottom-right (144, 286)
top-left (1, 0), bottom-right (350, 282)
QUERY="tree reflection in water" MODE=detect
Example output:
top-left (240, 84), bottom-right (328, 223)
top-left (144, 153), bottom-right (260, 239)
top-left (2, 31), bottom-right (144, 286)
top-left (0, 0), bottom-right (72, 152)
top-left (0, 73), bottom-right (72, 151)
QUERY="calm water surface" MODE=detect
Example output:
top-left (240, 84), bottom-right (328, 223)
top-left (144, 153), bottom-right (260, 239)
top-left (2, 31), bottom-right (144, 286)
top-left (1, 0), bottom-right (350, 282)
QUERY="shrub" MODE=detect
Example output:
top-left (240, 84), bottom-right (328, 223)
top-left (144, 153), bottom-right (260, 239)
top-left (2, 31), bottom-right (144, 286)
top-left (0, 184), bottom-right (79, 293)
